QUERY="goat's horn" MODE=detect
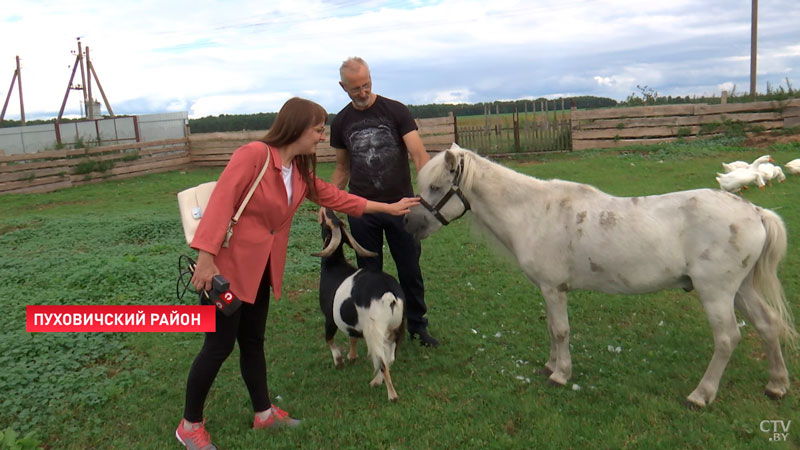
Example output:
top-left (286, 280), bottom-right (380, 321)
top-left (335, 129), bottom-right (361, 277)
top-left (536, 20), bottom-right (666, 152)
top-left (312, 225), bottom-right (342, 257)
top-left (342, 227), bottom-right (378, 258)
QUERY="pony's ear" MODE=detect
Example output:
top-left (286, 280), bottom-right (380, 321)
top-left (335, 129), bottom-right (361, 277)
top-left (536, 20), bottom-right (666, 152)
top-left (444, 149), bottom-right (458, 171)
top-left (449, 142), bottom-right (462, 151)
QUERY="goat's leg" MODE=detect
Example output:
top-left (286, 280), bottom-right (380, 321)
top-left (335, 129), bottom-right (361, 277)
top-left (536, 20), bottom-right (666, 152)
top-left (382, 363), bottom-right (398, 401)
top-left (540, 286), bottom-right (571, 385)
top-left (325, 320), bottom-right (343, 368)
top-left (347, 337), bottom-right (359, 362)
top-left (369, 368), bottom-right (384, 387)
top-left (687, 290), bottom-right (740, 408)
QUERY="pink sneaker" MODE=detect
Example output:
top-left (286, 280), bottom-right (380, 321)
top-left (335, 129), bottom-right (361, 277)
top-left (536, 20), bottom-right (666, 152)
top-left (253, 405), bottom-right (302, 429)
top-left (175, 419), bottom-right (217, 450)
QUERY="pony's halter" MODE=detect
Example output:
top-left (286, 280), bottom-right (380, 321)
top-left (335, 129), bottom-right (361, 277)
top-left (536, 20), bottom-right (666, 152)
top-left (419, 157), bottom-right (471, 226)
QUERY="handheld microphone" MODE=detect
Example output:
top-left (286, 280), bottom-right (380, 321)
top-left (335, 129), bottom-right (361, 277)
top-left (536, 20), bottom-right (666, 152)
top-left (205, 274), bottom-right (242, 316)
top-left (177, 255), bottom-right (242, 316)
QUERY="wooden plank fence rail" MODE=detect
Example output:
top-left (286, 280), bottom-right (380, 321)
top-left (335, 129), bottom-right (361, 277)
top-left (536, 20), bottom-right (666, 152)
top-left (0, 113), bottom-right (456, 194)
top-left (0, 137), bottom-right (190, 194)
top-left (571, 98), bottom-right (800, 150)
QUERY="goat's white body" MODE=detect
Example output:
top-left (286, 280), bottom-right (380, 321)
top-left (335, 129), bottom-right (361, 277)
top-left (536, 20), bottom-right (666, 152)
top-left (333, 271), bottom-right (404, 336)
top-left (327, 269), bottom-right (405, 401)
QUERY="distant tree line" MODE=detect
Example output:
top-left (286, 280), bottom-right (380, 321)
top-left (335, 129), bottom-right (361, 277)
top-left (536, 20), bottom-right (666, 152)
top-left (187, 112), bottom-right (280, 133)
top-left (619, 79), bottom-right (798, 107)
top-left (184, 96), bottom-right (619, 133)
top-left (0, 116), bottom-right (97, 128)
top-left (4, 82), bottom-right (795, 131)
top-left (408, 96), bottom-right (618, 118)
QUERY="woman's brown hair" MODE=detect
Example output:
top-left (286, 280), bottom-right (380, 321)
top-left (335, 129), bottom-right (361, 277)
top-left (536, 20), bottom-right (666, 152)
top-left (260, 97), bottom-right (327, 198)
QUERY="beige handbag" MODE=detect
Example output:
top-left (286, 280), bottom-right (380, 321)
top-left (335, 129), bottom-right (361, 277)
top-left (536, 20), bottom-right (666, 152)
top-left (178, 147), bottom-right (271, 247)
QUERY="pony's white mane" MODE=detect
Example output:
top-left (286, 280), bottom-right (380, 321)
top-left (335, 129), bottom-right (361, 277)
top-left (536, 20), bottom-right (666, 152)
top-left (453, 147), bottom-right (602, 199)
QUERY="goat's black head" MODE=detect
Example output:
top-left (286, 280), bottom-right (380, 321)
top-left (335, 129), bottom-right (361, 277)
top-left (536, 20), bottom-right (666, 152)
top-left (312, 208), bottom-right (378, 258)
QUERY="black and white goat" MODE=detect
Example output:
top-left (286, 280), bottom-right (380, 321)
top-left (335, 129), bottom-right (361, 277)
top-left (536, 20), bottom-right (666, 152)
top-left (313, 208), bottom-right (405, 401)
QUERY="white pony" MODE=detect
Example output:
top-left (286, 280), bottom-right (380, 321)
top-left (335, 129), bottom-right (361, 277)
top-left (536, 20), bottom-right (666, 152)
top-left (405, 144), bottom-right (797, 408)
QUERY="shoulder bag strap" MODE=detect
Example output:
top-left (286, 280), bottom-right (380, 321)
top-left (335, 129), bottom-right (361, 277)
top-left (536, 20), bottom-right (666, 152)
top-left (230, 144), bottom-right (271, 225)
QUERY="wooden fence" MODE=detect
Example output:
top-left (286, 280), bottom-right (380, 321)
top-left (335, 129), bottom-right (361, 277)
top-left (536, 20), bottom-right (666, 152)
top-left (189, 115), bottom-right (456, 167)
top-left (571, 98), bottom-right (800, 150)
top-left (1, 115), bottom-right (455, 194)
top-left (0, 138), bottom-right (190, 194)
top-left (456, 102), bottom-right (571, 154)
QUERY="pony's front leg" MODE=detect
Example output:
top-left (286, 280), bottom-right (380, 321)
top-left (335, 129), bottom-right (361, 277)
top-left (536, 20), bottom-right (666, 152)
top-left (540, 286), bottom-right (572, 385)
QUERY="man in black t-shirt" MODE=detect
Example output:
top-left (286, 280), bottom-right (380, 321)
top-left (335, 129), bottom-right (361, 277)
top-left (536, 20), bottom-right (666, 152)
top-left (329, 57), bottom-right (439, 347)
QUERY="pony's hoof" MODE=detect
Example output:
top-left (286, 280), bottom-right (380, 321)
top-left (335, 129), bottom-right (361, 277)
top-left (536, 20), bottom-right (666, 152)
top-left (539, 367), bottom-right (554, 377)
top-left (684, 396), bottom-right (707, 409)
top-left (547, 374), bottom-right (567, 386)
top-left (765, 388), bottom-right (786, 400)
top-left (334, 356), bottom-right (343, 368)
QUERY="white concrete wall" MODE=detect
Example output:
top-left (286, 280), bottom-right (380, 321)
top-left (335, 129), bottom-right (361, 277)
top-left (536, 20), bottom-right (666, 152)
top-left (0, 112), bottom-right (188, 155)
top-left (138, 112), bottom-right (188, 142)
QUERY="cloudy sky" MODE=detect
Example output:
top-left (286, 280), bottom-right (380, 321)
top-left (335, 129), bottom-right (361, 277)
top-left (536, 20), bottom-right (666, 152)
top-left (1, 0), bottom-right (798, 120)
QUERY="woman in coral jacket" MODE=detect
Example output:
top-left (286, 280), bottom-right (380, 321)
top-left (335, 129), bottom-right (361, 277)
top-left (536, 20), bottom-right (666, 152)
top-left (177, 97), bottom-right (419, 450)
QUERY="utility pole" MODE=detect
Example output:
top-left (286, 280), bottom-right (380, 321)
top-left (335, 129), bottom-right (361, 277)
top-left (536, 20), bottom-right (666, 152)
top-left (57, 38), bottom-right (114, 122)
top-left (0, 55), bottom-right (25, 126)
top-left (85, 46), bottom-right (114, 118)
top-left (750, 0), bottom-right (758, 100)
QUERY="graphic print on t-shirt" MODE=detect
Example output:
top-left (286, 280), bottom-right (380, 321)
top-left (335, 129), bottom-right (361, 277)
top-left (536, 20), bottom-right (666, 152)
top-left (347, 121), bottom-right (403, 194)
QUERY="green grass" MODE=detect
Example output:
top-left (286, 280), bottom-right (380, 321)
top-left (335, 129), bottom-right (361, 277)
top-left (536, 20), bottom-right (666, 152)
top-left (2, 139), bottom-right (800, 449)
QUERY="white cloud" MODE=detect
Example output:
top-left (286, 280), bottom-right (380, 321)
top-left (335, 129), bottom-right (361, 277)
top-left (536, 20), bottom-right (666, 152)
top-left (432, 89), bottom-right (475, 104)
top-left (1, 0), bottom-right (798, 120)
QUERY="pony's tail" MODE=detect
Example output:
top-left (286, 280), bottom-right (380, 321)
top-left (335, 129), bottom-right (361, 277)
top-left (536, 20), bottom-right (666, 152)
top-left (754, 208), bottom-right (798, 349)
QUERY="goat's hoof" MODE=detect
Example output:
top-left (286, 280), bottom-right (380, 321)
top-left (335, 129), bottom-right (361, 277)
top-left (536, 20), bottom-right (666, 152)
top-left (388, 395), bottom-right (398, 402)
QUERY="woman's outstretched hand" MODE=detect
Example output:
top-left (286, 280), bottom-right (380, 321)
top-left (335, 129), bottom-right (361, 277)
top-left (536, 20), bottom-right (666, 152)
top-left (373, 197), bottom-right (421, 216)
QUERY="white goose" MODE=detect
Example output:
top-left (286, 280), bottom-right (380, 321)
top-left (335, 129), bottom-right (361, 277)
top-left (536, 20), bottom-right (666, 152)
top-left (716, 167), bottom-right (766, 193)
top-left (762, 164), bottom-right (786, 183)
top-left (721, 155), bottom-right (772, 173)
top-left (721, 160), bottom-right (749, 173)
top-left (784, 158), bottom-right (800, 175)
top-left (749, 154), bottom-right (774, 169)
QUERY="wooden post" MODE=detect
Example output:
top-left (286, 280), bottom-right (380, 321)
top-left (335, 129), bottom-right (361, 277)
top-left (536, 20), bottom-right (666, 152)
top-left (133, 115), bottom-right (141, 142)
top-left (570, 105), bottom-right (577, 152)
top-left (88, 57), bottom-right (115, 117)
top-left (452, 111), bottom-right (459, 145)
top-left (85, 46), bottom-right (95, 119)
top-left (16, 55), bottom-right (24, 125)
top-left (750, 0), bottom-right (758, 99)
top-left (57, 54), bottom-right (82, 121)
top-left (513, 108), bottom-right (520, 152)
top-left (77, 39), bottom-right (89, 116)
top-left (1, 62), bottom-right (19, 125)
top-left (721, 90), bottom-right (728, 105)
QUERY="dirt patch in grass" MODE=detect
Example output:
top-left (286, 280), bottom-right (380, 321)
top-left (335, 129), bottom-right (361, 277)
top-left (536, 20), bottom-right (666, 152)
top-left (744, 132), bottom-right (800, 148)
